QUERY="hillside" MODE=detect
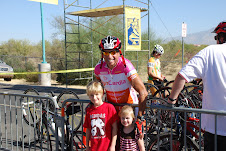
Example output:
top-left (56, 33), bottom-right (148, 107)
top-left (166, 28), bottom-right (216, 45)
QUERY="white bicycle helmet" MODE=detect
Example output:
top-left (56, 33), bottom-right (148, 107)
top-left (153, 44), bottom-right (164, 55)
top-left (99, 35), bottom-right (121, 50)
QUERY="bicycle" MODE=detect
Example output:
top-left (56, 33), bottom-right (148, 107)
top-left (144, 79), bottom-right (174, 97)
top-left (21, 88), bottom-right (82, 150)
top-left (60, 99), bottom-right (90, 151)
top-left (146, 97), bottom-right (205, 151)
top-left (181, 84), bottom-right (203, 109)
top-left (20, 93), bottom-right (56, 150)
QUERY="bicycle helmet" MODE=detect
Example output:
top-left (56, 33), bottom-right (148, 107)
top-left (212, 21), bottom-right (226, 34)
top-left (99, 36), bottom-right (126, 68)
top-left (99, 35), bottom-right (121, 50)
top-left (153, 44), bottom-right (164, 55)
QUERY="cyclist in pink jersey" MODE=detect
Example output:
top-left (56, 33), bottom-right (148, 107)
top-left (94, 35), bottom-right (148, 119)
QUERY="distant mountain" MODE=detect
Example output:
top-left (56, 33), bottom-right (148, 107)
top-left (165, 28), bottom-right (216, 45)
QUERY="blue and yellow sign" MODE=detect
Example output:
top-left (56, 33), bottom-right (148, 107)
top-left (125, 7), bottom-right (141, 51)
top-left (28, 0), bottom-right (58, 5)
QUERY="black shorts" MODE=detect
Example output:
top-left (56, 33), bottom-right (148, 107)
top-left (204, 131), bottom-right (226, 151)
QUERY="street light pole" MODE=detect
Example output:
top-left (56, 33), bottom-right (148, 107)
top-left (40, 2), bottom-right (46, 63)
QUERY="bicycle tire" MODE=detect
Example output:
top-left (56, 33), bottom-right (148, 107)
top-left (153, 87), bottom-right (171, 98)
top-left (40, 115), bottom-right (53, 151)
top-left (57, 90), bottom-right (82, 132)
top-left (181, 85), bottom-right (203, 109)
top-left (147, 133), bottom-right (200, 151)
top-left (152, 87), bottom-right (173, 128)
top-left (67, 130), bottom-right (86, 151)
top-left (165, 80), bottom-right (174, 87)
top-left (22, 88), bottom-right (41, 127)
top-left (145, 96), bottom-right (176, 134)
top-left (147, 133), bottom-right (178, 151)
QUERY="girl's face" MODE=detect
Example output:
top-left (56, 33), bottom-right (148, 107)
top-left (120, 113), bottom-right (134, 127)
top-left (88, 92), bottom-right (103, 107)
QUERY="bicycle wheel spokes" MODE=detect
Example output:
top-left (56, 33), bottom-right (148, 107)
top-left (146, 97), bottom-right (175, 134)
top-left (182, 85), bottom-right (203, 109)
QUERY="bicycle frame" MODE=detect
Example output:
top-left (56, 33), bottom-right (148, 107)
top-left (186, 117), bottom-right (205, 140)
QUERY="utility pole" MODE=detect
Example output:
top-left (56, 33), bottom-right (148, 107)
top-left (182, 22), bottom-right (187, 67)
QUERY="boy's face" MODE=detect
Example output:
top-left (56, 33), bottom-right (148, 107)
top-left (88, 92), bottom-right (103, 107)
top-left (120, 113), bottom-right (134, 127)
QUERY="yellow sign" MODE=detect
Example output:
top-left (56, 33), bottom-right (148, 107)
top-left (125, 7), bottom-right (141, 51)
top-left (28, 0), bottom-right (58, 5)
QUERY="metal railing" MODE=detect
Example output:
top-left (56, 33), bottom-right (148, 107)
top-left (147, 103), bottom-right (226, 151)
top-left (0, 92), bottom-right (57, 151)
top-left (1, 93), bottom-right (226, 151)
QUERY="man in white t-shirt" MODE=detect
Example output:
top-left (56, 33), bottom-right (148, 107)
top-left (168, 21), bottom-right (226, 151)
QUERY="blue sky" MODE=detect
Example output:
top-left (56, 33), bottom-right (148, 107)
top-left (1, 0), bottom-right (225, 44)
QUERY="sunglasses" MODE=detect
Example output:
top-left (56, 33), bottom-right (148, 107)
top-left (214, 35), bottom-right (219, 40)
top-left (102, 50), bottom-right (119, 56)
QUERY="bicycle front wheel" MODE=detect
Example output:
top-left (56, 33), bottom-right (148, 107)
top-left (22, 88), bottom-right (41, 127)
top-left (57, 90), bottom-right (82, 132)
top-left (39, 115), bottom-right (53, 151)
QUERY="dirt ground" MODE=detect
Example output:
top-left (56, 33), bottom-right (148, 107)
top-left (140, 62), bottom-right (182, 82)
top-left (162, 62), bottom-right (182, 81)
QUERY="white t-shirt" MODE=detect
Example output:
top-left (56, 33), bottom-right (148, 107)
top-left (179, 44), bottom-right (226, 136)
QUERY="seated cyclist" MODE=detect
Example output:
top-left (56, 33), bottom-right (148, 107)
top-left (147, 44), bottom-right (166, 95)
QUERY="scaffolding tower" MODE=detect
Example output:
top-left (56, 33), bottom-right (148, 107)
top-left (63, 0), bottom-right (151, 86)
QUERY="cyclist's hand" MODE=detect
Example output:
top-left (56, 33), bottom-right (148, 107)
top-left (158, 77), bottom-right (163, 81)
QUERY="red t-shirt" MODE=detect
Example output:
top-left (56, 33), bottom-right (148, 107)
top-left (83, 102), bottom-right (118, 151)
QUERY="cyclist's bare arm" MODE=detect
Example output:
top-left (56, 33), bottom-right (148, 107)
top-left (131, 75), bottom-right (148, 116)
top-left (168, 74), bottom-right (186, 104)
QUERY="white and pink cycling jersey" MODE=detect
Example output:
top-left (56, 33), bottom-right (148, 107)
top-left (94, 57), bottom-right (139, 105)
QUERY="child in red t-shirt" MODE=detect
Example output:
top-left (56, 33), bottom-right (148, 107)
top-left (83, 80), bottom-right (118, 151)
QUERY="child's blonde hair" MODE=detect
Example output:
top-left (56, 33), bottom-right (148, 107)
top-left (119, 105), bottom-right (135, 119)
top-left (86, 80), bottom-right (104, 96)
